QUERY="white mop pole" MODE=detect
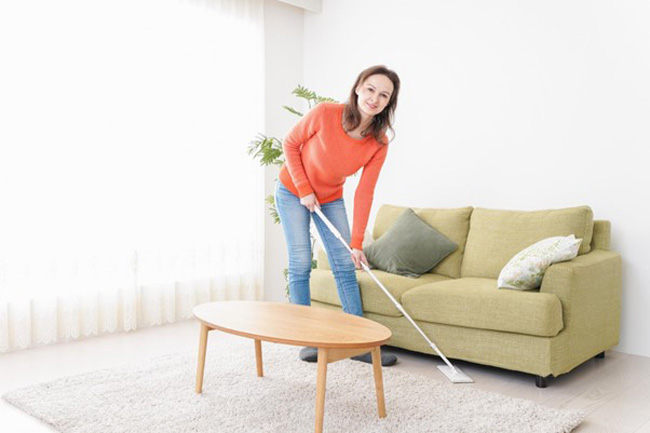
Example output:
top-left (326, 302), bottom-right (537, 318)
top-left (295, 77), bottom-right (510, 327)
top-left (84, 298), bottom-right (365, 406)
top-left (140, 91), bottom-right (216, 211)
top-left (313, 207), bottom-right (473, 383)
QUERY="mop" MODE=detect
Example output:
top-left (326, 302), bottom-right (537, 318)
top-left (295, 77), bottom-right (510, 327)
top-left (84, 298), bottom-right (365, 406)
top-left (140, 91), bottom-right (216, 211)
top-left (313, 207), bottom-right (474, 384)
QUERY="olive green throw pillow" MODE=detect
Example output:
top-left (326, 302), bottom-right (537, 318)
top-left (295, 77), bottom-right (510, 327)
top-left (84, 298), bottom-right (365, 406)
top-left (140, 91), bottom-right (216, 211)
top-left (364, 208), bottom-right (458, 278)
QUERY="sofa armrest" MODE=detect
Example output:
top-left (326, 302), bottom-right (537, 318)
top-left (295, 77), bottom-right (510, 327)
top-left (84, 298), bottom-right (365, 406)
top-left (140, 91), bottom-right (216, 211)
top-left (540, 249), bottom-right (622, 336)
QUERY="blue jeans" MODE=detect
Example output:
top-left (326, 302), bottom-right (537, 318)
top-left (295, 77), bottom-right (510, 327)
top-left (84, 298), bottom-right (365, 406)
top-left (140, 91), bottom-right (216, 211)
top-left (275, 181), bottom-right (363, 317)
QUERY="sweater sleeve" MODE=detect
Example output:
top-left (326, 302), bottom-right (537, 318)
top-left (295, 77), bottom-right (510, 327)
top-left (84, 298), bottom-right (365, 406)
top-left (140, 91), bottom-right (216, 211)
top-left (282, 104), bottom-right (325, 198)
top-left (351, 143), bottom-right (389, 250)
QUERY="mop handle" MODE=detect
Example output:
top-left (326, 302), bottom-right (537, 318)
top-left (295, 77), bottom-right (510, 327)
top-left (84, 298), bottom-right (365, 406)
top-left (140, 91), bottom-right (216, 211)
top-left (313, 207), bottom-right (457, 372)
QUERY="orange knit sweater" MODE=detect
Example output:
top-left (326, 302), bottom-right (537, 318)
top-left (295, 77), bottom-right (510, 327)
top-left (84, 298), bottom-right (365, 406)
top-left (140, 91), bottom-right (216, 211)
top-left (279, 102), bottom-right (389, 250)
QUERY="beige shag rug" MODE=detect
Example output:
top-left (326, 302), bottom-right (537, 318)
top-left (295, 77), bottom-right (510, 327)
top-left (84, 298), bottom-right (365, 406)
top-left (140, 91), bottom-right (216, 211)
top-left (3, 338), bottom-right (583, 433)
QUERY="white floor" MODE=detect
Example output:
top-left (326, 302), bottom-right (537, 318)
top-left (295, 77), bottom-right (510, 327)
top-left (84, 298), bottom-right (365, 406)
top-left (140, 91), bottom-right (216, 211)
top-left (1, 319), bottom-right (649, 433)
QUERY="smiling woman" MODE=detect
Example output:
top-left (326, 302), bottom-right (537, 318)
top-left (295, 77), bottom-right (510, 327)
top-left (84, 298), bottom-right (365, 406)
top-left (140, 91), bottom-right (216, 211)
top-left (0, 0), bottom-right (265, 352)
top-left (275, 65), bottom-right (401, 366)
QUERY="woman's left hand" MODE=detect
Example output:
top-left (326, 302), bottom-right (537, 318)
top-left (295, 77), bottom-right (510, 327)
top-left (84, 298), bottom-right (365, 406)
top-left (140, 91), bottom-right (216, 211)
top-left (351, 248), bottom-right (370, 270)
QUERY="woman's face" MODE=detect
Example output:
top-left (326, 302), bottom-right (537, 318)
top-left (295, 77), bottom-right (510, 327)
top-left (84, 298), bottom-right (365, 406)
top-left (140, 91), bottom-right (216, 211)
top-left (355, 74), bottom-right (394, 118)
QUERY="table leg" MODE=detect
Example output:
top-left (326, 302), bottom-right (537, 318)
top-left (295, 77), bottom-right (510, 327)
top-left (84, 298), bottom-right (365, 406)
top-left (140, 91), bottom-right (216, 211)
top-left (255, 339), bottom-right (263, 377)
top-left (315, 347), bottom-right (329, 433)
top-left (371, 346), bottom-right (386, 418)
top-left (195, 323), bottom-right (209, 393)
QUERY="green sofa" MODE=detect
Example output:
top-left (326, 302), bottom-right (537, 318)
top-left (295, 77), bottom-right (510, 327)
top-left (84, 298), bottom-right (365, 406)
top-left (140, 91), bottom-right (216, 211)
top-left (310, 204), bottom-right (622, 387)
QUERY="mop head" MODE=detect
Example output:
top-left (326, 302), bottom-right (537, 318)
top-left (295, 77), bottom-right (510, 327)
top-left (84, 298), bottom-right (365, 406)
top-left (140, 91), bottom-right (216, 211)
top-left (437, 365), bottom-right (474, 383)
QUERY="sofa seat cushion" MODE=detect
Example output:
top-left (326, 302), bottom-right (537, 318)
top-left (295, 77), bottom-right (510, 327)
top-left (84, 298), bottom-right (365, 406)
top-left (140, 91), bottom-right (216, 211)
top-left (461, 206), bottom-right (594, 279)
top-left (401, 278), bottom-right (564, 337)
top-left (310, 269), bottom-right (451, 317)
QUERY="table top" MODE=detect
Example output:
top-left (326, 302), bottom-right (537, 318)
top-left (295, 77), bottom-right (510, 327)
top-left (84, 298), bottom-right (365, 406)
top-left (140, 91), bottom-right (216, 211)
top-left (193, 301), bottom-right (392, 349)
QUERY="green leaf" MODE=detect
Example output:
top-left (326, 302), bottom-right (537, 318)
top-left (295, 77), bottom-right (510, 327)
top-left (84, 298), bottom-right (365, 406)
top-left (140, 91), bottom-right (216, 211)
top-left (292, 85), bottom-right (338, 108)
top-left (292, 85), bottom-right (317, 103)
top-left (315, 95), bottom-right (338, 104)
top-left (265, 194), bottom-right (280, 224)
top-left (282, 106), bottom-right (303, 117)
top-left (247, 134), bottom-right (284, 167)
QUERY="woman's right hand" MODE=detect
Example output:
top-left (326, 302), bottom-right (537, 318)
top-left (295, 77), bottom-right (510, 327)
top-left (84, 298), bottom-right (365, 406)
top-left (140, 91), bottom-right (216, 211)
top-left (300, 193), bottom-right (321, 213)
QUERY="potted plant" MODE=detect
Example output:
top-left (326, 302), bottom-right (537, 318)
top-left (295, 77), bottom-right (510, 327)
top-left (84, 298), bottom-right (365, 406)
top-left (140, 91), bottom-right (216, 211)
top-left (247, 85), bottom-right (337, 298)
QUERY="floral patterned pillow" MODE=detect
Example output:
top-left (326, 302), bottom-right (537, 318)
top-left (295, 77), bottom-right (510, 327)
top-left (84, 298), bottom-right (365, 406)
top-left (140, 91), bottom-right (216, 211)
top-left (497, 235), bottom-right (583, 290)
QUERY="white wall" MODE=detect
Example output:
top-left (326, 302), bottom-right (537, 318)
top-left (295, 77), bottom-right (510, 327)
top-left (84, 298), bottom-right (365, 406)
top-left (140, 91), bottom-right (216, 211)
top-left (294, 0), bottom-right (650, 356)
top-left (263, 0), bottom-right (304, 302)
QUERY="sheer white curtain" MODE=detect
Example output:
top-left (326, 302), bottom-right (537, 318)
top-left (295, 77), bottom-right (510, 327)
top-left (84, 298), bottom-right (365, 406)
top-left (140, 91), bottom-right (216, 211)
top-left (0, 0), bottom-right (265, 352)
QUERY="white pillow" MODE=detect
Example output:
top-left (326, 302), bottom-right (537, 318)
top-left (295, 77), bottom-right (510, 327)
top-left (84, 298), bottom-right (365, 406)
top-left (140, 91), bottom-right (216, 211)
top-left (497, 235), bottom-right (582, 290)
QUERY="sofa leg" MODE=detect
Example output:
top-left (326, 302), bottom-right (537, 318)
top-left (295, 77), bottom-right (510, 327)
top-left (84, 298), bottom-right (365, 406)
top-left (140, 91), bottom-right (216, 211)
top-left (595, 351), bottom-right (605, 359)
top-left (535, 375), bottom-right (549, 388)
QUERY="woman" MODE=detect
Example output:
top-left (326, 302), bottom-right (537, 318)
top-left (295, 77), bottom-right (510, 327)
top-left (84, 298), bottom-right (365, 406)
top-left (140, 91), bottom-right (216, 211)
top-left (275, 65), bottom-right (400, 366)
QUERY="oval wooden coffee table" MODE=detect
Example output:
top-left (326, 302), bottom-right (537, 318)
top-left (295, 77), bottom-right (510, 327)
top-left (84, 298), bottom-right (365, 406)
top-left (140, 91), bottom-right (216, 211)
top-left (193, 301), bottom-right (392, 433)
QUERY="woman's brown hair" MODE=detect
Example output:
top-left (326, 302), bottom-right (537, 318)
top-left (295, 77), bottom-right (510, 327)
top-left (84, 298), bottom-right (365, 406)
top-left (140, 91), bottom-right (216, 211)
top-left (343, 65), bottom-right (400, 145)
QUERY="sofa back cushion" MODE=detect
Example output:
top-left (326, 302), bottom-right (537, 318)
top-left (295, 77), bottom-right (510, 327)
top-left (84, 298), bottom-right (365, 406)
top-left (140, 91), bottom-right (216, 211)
top-left (460, 206), bottom-right (594, 279)
top-left (373, 205), bottom-right (473, 279)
